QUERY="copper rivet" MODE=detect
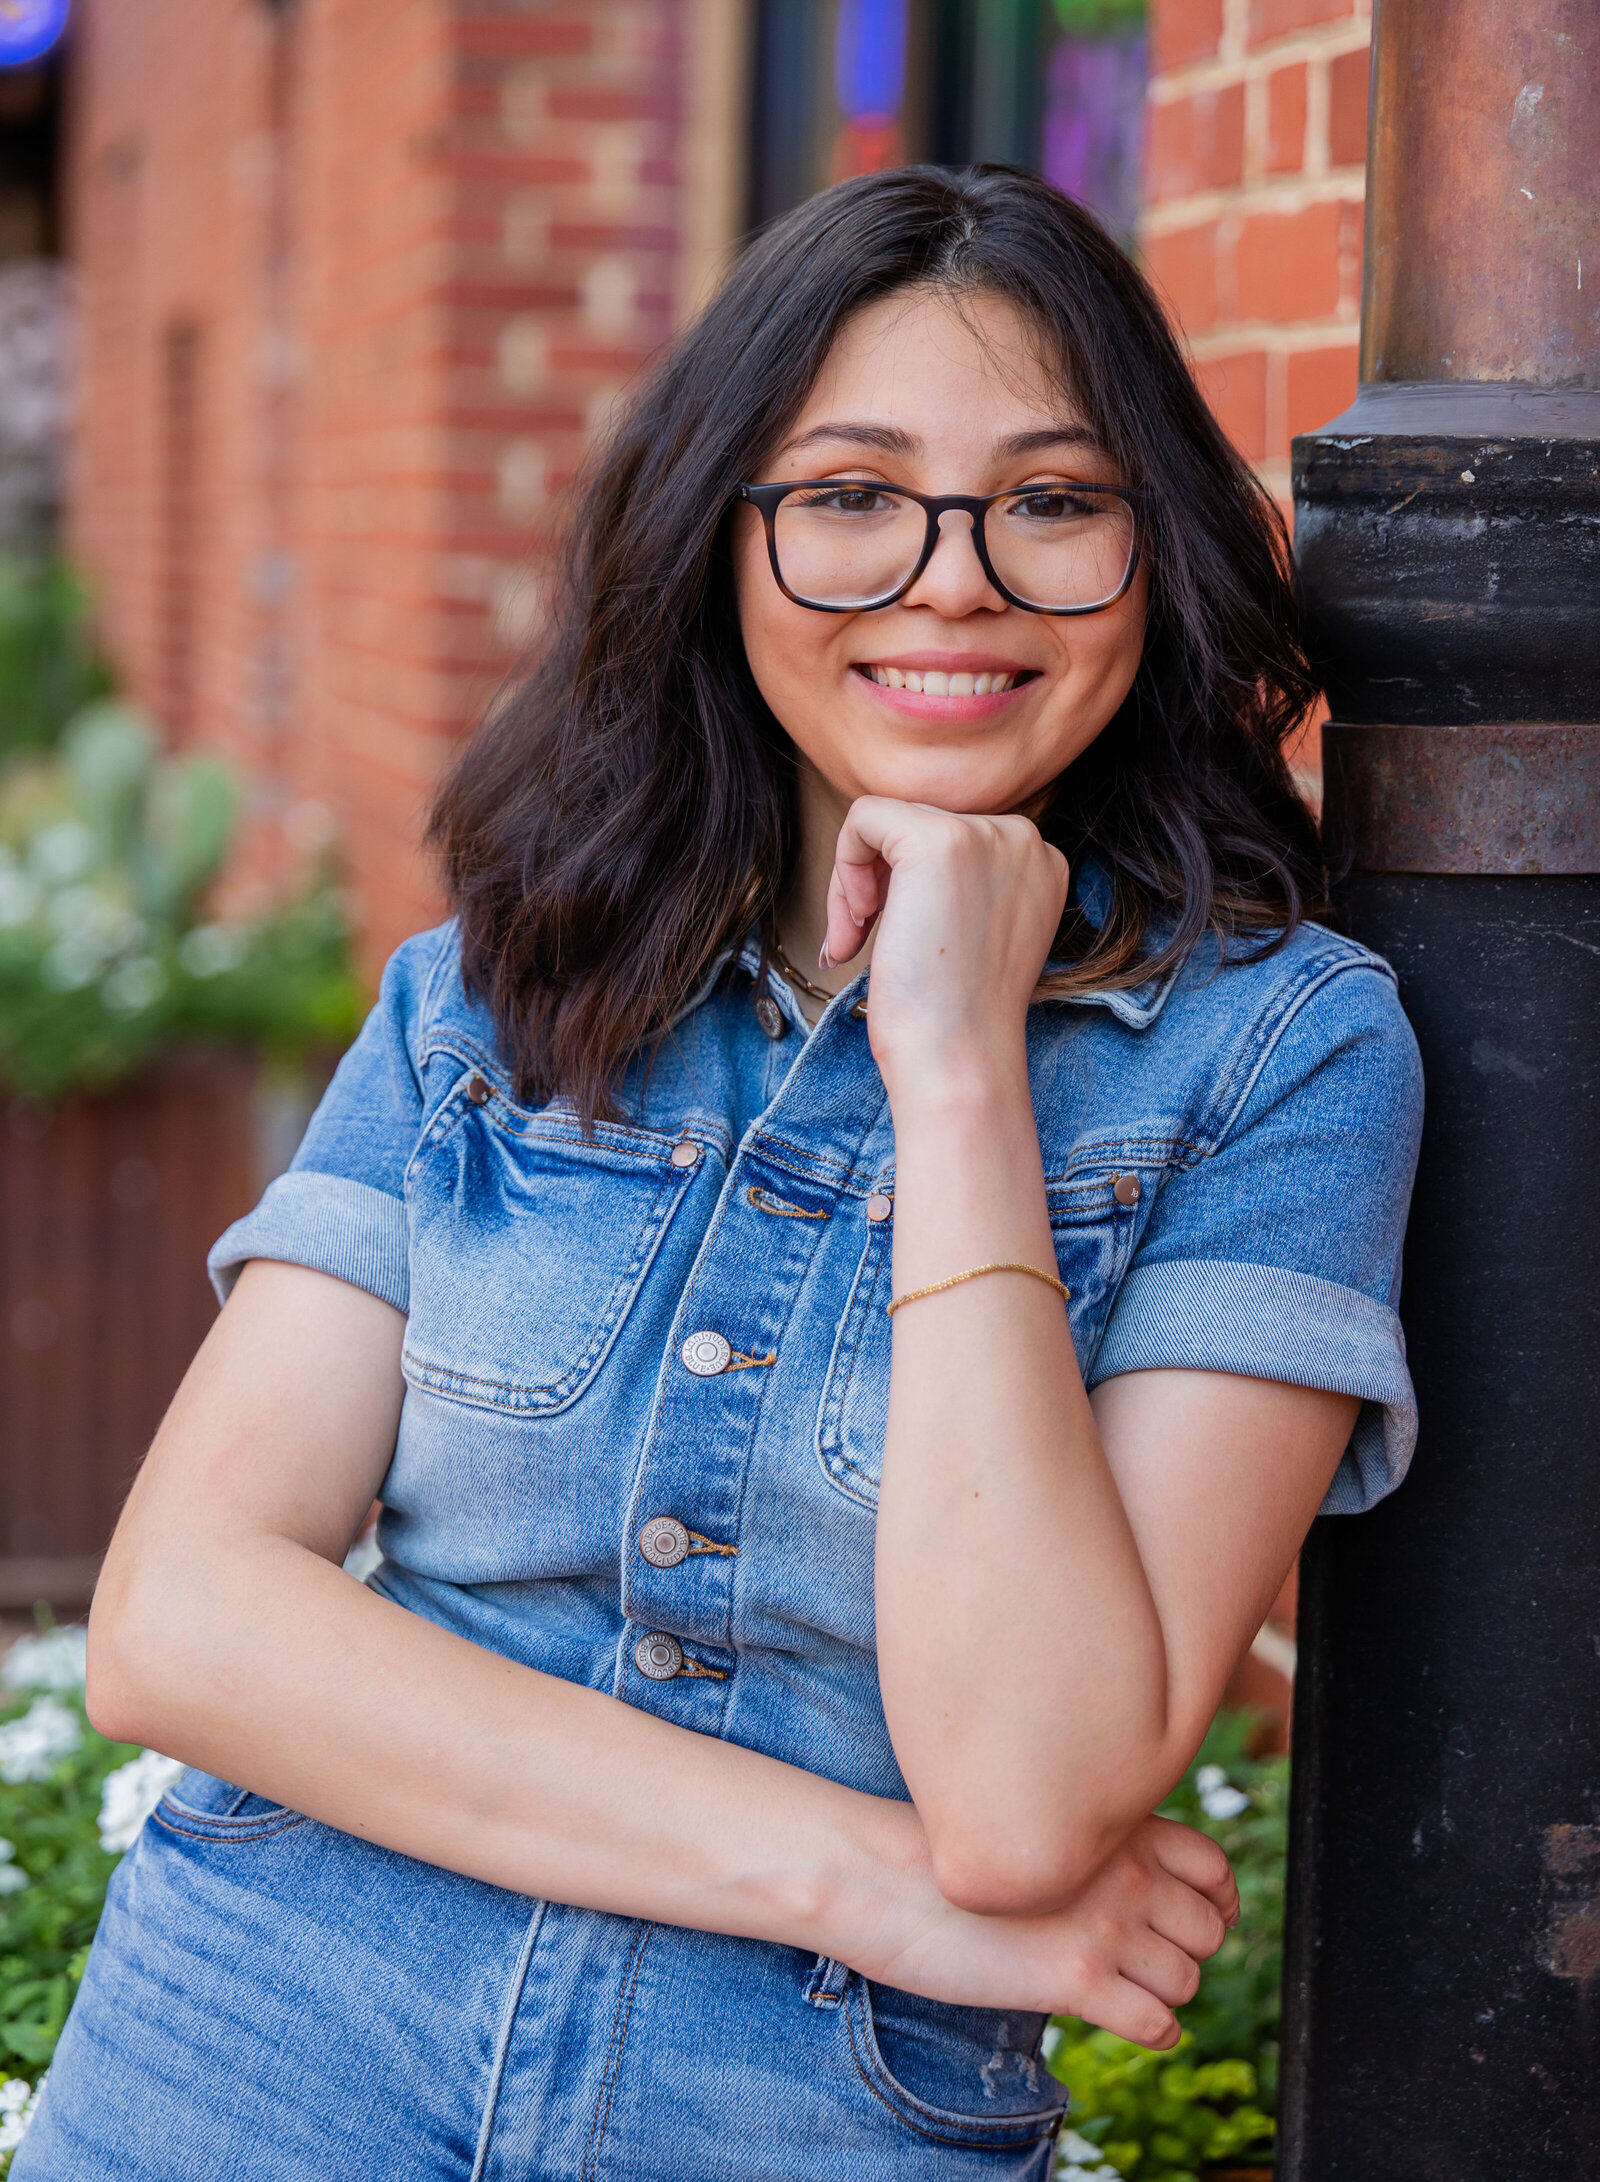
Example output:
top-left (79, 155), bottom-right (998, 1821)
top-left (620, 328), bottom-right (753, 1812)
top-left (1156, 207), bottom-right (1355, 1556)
top-left (850, 998), bottom-right (868, 1019)
top-left (670, 1140), bottom-right (701, 1168)
top-left (466, 1074), bottom-right (491, 1107)
top-left (1113, 1173), bottom-right (1141, 1207)
top-left (865, 1192), bottom-right (893, 1224)
top-left (754, 994), bottom-right (786, 1040)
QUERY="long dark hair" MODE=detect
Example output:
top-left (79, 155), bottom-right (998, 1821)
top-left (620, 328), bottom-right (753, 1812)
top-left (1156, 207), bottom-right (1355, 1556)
top-left (430, 164), bottom-right (1322, 1120)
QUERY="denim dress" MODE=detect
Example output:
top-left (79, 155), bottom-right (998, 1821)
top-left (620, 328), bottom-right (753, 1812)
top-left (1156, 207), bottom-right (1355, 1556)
top-left (21, 911), bottom-right (1422, 2182)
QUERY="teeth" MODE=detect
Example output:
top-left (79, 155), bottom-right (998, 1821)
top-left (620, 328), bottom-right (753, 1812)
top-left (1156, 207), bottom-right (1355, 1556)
top-left (863, 667), bottom-right (1017, 694)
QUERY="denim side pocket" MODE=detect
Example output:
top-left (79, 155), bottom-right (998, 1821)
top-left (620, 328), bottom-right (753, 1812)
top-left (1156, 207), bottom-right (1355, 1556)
top-left (845, 1979), bottom-right (1067, 2149)
top-left (151, 1769), bottom-right (304, 1845)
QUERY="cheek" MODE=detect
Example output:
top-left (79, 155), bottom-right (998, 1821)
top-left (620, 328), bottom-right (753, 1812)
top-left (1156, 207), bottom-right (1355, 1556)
top-left (734, 528), bottom-right (843, 727)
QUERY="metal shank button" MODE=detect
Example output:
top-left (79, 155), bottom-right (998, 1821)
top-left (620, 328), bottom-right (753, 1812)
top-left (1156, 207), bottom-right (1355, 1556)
top-left (670, 1140), bottom-right (701, 1168)
top-left (865, 1191), bottom-right (893, 1224)
top-left (681, 1330), bottom-right (732, 1377)
top-left (466, 1073), bottom-right (492, 1107)
top-left (1112, 1173), bottom-right (1142, 1207)
top-left (634, 1631), bottom-right (684, 1681)
top-left (639, 1516), bottom-right (690, 1569)
top-left (754, 994), bottom-right (786, 1040)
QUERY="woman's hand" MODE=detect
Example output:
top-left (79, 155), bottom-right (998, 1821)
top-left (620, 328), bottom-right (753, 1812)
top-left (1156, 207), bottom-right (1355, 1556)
top-left (819, 796), bottom-right (1067, 1100)
top-left (855, 1814), bottom-right (1237, 2051)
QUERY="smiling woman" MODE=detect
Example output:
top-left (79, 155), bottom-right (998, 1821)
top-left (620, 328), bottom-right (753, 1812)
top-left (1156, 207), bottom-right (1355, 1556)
top-left (20, 168), bottom-right (1421, 2182)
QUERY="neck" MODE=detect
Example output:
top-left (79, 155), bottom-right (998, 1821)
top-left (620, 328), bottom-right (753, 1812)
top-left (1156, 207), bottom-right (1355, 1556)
top-left (775, 762), bottom-right (876, 1014)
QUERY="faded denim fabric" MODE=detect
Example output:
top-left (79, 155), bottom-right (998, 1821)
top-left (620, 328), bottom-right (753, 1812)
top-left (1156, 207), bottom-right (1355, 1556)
top-left (21, 907), bottom-right (1421, 2181)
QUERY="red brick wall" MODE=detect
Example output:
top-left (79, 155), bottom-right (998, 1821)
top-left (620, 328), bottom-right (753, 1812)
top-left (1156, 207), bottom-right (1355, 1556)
top-left (68, 0), bottom-right (704, 974)
top-left (1142, 0), bottom-right (1370, 514)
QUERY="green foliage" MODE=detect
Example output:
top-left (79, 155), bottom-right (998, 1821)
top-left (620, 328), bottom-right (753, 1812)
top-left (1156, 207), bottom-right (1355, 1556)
top-left (0, 559), bottom-right (114, 762)
top-left (0, 1635), bottom-right (149, 2172)
top-left (1051, 0), bottom-right (1146, 35)
top-left (0, 702), bottom-right (363, 1097)
top-left (0, 1696), bottom-right (133, 2081)
top-left (1050, 1713), bottom-right (1288, 2179)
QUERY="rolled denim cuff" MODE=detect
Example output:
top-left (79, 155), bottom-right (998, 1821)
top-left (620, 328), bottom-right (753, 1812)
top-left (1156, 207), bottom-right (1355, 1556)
top-left (208, 1171), bottom-right (410, 1314)
top-left (1088, 1257), bottom-right (1416, 1515)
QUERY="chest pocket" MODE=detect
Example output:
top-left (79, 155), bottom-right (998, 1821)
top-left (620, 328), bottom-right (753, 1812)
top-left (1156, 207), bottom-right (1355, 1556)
top-left (815, 1171), bottom-right (1137, 1507)
top-left (402, 1084), bottom-right (693, 1414)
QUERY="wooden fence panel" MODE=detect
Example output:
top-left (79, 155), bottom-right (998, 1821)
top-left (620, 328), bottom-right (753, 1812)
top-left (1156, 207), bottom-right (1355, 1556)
top-left (0, 1050), bottom-right (259, 1607)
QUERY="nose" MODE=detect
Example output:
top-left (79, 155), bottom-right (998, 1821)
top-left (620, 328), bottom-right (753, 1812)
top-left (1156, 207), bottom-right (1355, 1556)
top-left (899, 509), bottom-right (1006, 617)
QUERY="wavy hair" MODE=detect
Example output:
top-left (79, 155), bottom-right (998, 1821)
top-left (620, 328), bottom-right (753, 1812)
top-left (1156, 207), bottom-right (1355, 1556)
top-left (430, 164), bottom-right (1322, 1119)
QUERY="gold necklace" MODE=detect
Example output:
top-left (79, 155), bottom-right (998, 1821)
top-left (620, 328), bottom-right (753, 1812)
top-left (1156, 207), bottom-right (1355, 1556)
top-left (768, 932), bottom-right (841, 1007)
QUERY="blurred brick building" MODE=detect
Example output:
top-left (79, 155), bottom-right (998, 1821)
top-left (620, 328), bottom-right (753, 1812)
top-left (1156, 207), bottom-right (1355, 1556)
top-left (55, 0), bottom-right (1368, 972)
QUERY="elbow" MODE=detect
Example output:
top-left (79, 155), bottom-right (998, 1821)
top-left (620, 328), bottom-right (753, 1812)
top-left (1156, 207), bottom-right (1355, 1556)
top-left (929, 1822), bottom-right (1113, 1919)
top-left (84, 1561), bottom-right (194, 1751)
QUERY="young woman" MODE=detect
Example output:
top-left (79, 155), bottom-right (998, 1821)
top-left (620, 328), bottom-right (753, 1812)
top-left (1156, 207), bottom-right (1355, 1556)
top-left (22, 167), bottom-right (1421, 2181)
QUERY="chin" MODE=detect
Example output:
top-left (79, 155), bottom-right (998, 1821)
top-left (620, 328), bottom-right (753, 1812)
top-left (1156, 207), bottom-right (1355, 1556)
top-left (843, 739), bottom-right (1055, 815)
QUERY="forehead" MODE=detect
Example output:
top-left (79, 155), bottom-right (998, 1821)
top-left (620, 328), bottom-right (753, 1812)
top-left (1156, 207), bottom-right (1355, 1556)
top-left (792, 286), bottom-right (1078, 438)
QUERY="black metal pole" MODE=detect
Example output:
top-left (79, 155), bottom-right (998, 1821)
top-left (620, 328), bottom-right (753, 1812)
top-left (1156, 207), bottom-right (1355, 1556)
top-left (1280, 2), bottom-right (1600, 2173)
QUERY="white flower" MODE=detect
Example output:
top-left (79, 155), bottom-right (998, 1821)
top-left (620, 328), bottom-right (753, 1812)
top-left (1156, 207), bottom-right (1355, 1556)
top-left (28, 818), bottom-right (96, 884)
top-left (101, 954), bottom-right (167, 1017)
top-left (343, 1527), bottom-right (382, 1582)
top-left (3, 1626), bottom-right (86, 1692)
top-left (98, 1749), bottom-right (184, 1854)
top-left (1196, 1765), bottom-right (1252, 1820)
top-left (0, 1698), bottom-right (81, 1784)
top-left (39, 932), bottom-right (104, 991)
top-left (0, 868), bottom-right (41, 927)
top-left (1056, 2137), bottom-right (1119, 2177)
top-left (0, 2072), bottom-right (45, 2152)
top-left (177, 921), bottom-right (250, 978)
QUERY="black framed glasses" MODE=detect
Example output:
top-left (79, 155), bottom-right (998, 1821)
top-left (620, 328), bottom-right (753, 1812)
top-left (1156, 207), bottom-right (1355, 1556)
top-left (739, 478), bottom-right (1147, 615)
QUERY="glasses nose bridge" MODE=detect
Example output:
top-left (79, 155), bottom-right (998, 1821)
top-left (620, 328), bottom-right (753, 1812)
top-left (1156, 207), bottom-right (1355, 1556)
top-left (914, 495), bottom-right (997, 595)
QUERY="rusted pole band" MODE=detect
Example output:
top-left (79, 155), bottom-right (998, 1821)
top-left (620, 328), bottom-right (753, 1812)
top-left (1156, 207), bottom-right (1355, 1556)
top-left (1323, 722), bottom-right (1600, 874)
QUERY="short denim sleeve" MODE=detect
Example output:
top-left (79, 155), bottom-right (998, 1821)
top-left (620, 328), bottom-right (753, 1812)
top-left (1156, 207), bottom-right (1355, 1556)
top-left (207, 926), bottom-right (453, 1313)
top-left (1088, 958), bottom-right (1424, 1513)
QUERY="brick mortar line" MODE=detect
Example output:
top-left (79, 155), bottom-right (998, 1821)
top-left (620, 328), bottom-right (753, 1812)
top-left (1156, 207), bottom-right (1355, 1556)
top-left (1140, 174), bottom-right (1364, 233)
top-left (1184, 323), bottom-right (1360, 359)
top-left (1150, 25), bottom-right (1371, 103)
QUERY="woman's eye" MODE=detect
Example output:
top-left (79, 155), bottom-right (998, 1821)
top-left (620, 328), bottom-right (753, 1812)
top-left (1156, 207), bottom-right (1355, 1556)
top-left (794, 487), bottom-right (893, 514)
top-left (1013, 489), bottom-right (1098, 521)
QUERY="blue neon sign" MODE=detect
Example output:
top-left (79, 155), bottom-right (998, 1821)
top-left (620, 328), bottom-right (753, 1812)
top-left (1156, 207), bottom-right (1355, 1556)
top-left (0, 0), bottom-right (70, 68)
top-left (834, 0), bottom-right (907, 123)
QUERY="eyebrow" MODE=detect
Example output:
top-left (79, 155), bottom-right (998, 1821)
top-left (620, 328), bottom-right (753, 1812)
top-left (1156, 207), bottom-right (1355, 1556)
top-left (778, 421), bottom-right (1099, 461)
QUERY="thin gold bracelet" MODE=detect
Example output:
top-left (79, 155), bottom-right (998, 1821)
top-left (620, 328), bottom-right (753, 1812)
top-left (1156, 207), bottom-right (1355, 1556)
top-left (885, 1261), bottom-right (1071, 1318)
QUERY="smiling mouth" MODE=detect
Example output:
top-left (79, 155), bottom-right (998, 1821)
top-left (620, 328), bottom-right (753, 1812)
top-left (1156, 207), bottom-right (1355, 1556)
top-left (854, 665), bottom-right (1037, 696)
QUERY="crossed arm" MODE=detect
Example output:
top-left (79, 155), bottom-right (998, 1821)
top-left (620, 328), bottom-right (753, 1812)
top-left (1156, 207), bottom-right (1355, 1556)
top-left (88, 798), bottom-right (1359, 2050)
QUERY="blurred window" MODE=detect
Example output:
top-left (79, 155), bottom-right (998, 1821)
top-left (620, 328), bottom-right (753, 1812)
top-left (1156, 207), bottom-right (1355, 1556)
top-left (748, 0), bottom-right (1146, 245)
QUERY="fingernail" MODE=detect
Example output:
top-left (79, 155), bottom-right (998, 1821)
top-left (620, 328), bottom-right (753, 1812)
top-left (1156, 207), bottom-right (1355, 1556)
top-left (818, 942), bottom-right (833, 971)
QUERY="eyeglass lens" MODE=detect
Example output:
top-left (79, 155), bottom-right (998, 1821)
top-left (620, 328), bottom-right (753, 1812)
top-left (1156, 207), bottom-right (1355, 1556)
top-left (771, 484), bottom-right (1135, 610)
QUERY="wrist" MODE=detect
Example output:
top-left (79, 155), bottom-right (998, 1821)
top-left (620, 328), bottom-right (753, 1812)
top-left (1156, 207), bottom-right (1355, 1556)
top-left (786, 1790), bottom-right (932, 1975)
top-left (878, 1046), bottom-right (1032, 1131)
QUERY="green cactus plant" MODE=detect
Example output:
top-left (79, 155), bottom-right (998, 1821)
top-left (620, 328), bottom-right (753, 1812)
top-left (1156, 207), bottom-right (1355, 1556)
top-left (0, 700), bottom-right (362, 1097)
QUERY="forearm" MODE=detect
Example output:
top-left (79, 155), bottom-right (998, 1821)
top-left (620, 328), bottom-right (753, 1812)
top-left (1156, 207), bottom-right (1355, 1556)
top-left (876, 1062), bottom-right (1175, 1906)
top-left (90, 1528), bottom-right (919, 1964)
